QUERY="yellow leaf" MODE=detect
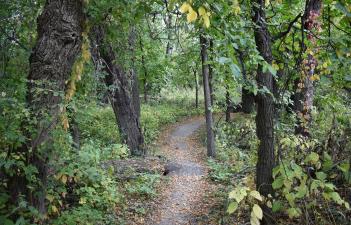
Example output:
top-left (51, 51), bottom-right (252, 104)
top-left (310, 75), bottom-right (320, 81)
top-left (198, 6), bottom-right (206, 16)
top-left (336, 49), bottom-right (342, 58)
top-left (250, 211), bottom-right (260, 225)
top-left (62, 116), bottom-right (69, 131)
top-left (253, 204), bottom-right (263, 220)
top-left (61, 174), bottom-right (67, 184)
top-left (272, 63), bottom-right (279, 71)
top-left (46, 194), bottom-right (54, 203)
top-left (79, 197), bottom-right (87, 204)
top-left (51, 205), bottom-right (58, 213)
top-left (203, 15), bottom-right (210, 28)
top-left (250, 191), bottom-right (263, 201)
top-left (233, 6), bottom-right (241, 15)
top-left (265, 0), bottom-right (270, 7)
top-left (187, 8), bottom-right (198, 23)
top-left (180, 2), bottom-right (190, 13)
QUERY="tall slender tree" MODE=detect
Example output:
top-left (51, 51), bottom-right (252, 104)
top-left (200, 33), bottom-right (216, 157)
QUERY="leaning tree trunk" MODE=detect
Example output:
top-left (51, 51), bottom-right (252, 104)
top-left (200, 33), bottom-right (216, 157)
top-left (9, 0), bottom-right (84, 215)
top-left (90, 25), bottom-right (144, 156)
top-left (252, 0), bottom-right (275, 223)
top-left (293, 0), bottom-right (322, 137)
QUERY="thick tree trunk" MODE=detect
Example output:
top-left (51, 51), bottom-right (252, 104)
top-left (294, 0), bottom-right (322, 136)
top-left (252, 0), bottom-right (275, 223)
top-left (200, 33), bottom-right (216, 157)
top-left (238, 50), bottom-right (255, 113)
top-left (90, 26), bottom-right (144, 156)
top-left (9, 0), bottom-right (84, 215)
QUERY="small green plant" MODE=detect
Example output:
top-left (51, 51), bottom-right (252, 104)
top-left (272, 152), bottom-right (350, 219)
top-left (227, 186), bottom-right (265, 225)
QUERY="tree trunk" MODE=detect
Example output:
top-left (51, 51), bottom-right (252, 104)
top-left (252, 0), bottom-right (275, 223)
top-left (294, 0), bottom-right (322, 137)
top-left (194, 68), bottom-right (199, 108)
top-left (209, 39), bottom-right (214, 106)
top-left (237, 50), bottom-right (255, 113)
top-left (200, 33), bottom-right (216, 157)
top-left (139, 38), bottom-right (148, 103)
top-left (10, 0), bottom-right (84, 215)
top-left (90, 25), bottom-right (144, 156)
top-left (164, 9), bottom-right (173, 56)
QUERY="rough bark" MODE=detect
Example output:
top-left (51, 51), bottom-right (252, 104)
top-left (252, 0), bottom-right (275, 223)
top-left (90, 25), bottom-right (144, 156)
top-left (200, 33), bottom-right (216, 157)
top-left (9, 0), bottom-right (84, 215)
top-left (294, 0), bottom-right (322, 136)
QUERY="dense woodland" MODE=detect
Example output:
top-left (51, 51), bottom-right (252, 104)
top-left (0, 0), bottom-right (350, 224)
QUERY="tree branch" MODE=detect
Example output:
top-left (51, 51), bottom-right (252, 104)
top-left (273, 13), bottom-right (301, 41)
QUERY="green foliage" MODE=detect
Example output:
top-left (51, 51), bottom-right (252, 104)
top-left (75, 103), bottom-right (121, 146)
top-left (142, 88), bottom-right (202, 145)
top-left (208, 114), bottom-right (257, 183)
top-left (125, 173), bottom-right (161, 198)
top-left (227, 186), bottom-right (264, 225)
top-left (272, 154), bottom-right (350, 220)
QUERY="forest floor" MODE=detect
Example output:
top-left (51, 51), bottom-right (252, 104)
top-left (144, 116), bottom-right (218, 225)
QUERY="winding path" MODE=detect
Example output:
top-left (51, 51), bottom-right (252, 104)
top-left (146, 117), bottom-right (211, 225)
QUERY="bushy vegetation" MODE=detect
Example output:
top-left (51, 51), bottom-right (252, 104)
top-left (0, 85), bottom-right (201, 225)
top-left (208, 90), bottom-right (351, 224)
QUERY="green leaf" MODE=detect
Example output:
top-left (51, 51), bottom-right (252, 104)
top-left (228, 187), bottom-right (248, 203)
top-left (285, 193), bottom-right (295, 207)
top-left (305, 152), bottom-right (319, 164)
top-left (227, 202), bottom-right (238, 214)
top-left (0, 216), bottom-right (14, 225)
top-left (287, 207), bottom-right (301, 218)
top-left (230, 63), bottom-right (241, 78)
top-left (217, 57), bottom-right (231, 64)
top-left (316, 172), bottom-right (327, 181)
top-left (322, 152), bottom-right (333, 171)
top-left (262, 63), bottom-right (277, 76)
top-left (338, 162), bottom-right (350, 173)
top-left (295, 184), bottom-right (308, 198)
top-left (272, 176), bottom-right (284, 189)
top-left (253, 204), bottom-right (263, 220)
top-left (272, 200), bottom-right (283, 212)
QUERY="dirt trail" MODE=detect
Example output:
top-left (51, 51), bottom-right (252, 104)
top-left (146, 117), bottom-right (211, 225)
